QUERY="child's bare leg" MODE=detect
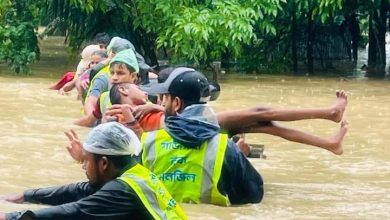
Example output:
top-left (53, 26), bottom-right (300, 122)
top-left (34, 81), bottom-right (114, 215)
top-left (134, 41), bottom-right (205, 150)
top-left (217, 90), bottom-right (348, 131)
top-left (242, 121), bottom-right (348, 155)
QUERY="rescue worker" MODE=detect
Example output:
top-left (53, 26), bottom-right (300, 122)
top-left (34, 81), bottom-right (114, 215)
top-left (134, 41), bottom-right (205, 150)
top-left (141, 68), bottom-right (264, 206)
top-left (0, 122), bottom-right (187, 220)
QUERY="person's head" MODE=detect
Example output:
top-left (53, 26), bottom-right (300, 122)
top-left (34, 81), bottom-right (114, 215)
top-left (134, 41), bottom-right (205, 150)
top-left (89, 50), bottom-right (108, 69)
top-left (76, 45), bottom-right (101, 75)
top-left (94, 32), bottom-right (111, 49)
top-left (110, 83), bottom-right (148, 106)
top-left (106, 37), bottom-right (135, 56)
top-left (150, 67), bottom-right (210, 117)
top-left (109, 49), bottom-right (139, 85)
top-left (82, 122), bottom-right (141, 186)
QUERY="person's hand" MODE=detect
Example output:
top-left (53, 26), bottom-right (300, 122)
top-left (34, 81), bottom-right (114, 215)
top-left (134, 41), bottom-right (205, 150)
top-left (236, 138), bottom-right (251, 156)
top-left (64, 129), bottom-right (83, 162)
top-left (80, 79), bottom-right (89, 90)
top-left (133, 104), bottom-right (160, 120)
top-left (105, 104), bottom-right (135, 124)
top-left (0, 212), bottom-right (5, 220)
top-left (0, 193), bottom-right (24, 204)
top-left (58, 88), bottom-right (68, 96)
top-left (104, 104), bottom-right (123, 123)
top-left (120, 104), bottom-right (136, 124)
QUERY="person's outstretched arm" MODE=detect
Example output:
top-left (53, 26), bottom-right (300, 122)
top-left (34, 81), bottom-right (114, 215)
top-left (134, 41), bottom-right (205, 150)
top-left (74, 113), bottom-right (98, 127)
top-left (3, 181), bottom-right (149, 220)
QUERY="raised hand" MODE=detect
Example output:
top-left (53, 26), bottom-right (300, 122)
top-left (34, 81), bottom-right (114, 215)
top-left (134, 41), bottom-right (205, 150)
top-left (64, 129), bottom-right (83, 162)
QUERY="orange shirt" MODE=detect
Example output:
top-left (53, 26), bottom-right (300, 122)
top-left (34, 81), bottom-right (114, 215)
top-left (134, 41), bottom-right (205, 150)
top-left (138, 112), bottom-right (164, 132)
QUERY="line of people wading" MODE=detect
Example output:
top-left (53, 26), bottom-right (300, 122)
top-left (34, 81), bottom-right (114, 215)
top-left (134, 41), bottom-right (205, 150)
top-left (0, 34), bottom-right (349, 220)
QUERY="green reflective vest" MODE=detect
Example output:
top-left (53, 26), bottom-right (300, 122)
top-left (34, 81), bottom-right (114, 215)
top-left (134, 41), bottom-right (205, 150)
top-left (141, 129), bottom-right (230, 206)
top-left (119, 163), bottom-right (187, 220)
top-left (99, 91), bottom-right (112, 115)
top-left (85, 65), bottom-right (111, 105)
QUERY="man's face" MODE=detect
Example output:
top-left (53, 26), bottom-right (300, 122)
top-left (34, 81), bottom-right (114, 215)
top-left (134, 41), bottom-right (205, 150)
top-left (82, 149), bottom-right (103, 186)
top-left (162, 94), bottom-right (177, 117)
top-left (110, 64), bottom-right (138, 85)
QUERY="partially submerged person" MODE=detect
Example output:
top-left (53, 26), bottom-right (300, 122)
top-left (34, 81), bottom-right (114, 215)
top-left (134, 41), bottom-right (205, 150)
top-left (0, 122), bottom-right (187, 220)
top-left (75, 50), bottom-right (108, 102)
top-left (141, 69), bottom-right (264, 205)
top-left (49, 44), bottom-right (101, 92)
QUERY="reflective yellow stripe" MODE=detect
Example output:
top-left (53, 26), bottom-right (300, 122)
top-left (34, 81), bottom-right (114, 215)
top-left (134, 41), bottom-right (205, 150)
top-left (200, 133), bottom-right (219, 203)
top-left (211, 133), bottom-right (228, 205)
top-left (141, 131), bottom-right (157, 170)
top-left (99, 91), bottom-right (112, 115)
top-left (85, 65), bottom-right (110, 104)
top-left (119, 164), bottom-right (187, 220)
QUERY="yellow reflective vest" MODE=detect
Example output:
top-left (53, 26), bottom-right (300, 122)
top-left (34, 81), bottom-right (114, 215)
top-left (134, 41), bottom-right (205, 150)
top-left (141, 129), bottom-right (230, 206)
top-left (119, 163), bottom-right (187, 220)
top-left (85, 65), bottom-right (111, 105)
top-left (99, 91), bottom-right (112, 115)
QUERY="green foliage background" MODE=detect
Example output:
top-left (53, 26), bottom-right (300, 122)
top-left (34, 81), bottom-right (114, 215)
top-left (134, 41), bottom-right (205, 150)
top-left (0, 0), bottom-right (388, 75)
top-left (0, 0), bottom-right (41, 74)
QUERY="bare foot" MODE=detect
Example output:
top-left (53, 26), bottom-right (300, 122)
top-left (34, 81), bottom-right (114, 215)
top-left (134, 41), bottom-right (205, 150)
top-left (330, 90), bottom-right (348, 122)
top-left (327, 120), bottom-right (348, 155)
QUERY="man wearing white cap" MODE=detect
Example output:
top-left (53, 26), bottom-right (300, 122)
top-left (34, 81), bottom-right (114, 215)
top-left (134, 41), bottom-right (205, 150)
top-left (0, 122), bottom-right (187, 220)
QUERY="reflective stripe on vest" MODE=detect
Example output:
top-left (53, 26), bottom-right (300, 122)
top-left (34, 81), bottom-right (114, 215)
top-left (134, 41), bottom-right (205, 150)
top-left (85, 65), bottom-right (111, 103)
top-left (141, 129), bottom-right (230, 206)
top-left (99, 91), bottom-right (112, 115)
top-left (118, 164), bottom-right (187, 220)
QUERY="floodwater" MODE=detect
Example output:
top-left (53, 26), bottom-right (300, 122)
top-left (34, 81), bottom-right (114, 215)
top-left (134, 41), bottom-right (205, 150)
top-left (1, 38), bottom-right (390, 219)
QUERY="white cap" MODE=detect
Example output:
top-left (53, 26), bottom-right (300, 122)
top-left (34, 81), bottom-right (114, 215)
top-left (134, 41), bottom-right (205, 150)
top-left (83, 122), bottom-right (141, 156)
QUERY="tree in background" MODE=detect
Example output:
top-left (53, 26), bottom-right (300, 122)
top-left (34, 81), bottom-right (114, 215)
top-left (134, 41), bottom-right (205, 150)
top-left (0, 0), bottom-right (42, 74)
top-left (41, 0), bottom-right (283, 69)
top-left (366, 0), bottom-right (389, 77)
top-left (135, 0), bottom-right (282, 67)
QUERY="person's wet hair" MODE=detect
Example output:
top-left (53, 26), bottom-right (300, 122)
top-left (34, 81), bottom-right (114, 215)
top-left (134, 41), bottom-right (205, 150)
top-left (94, 32), bottom-right (111, 46)
top-left (92, 50), bottom-right (108, 59)
top-left (110, 84), bottom-right (122, 105)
